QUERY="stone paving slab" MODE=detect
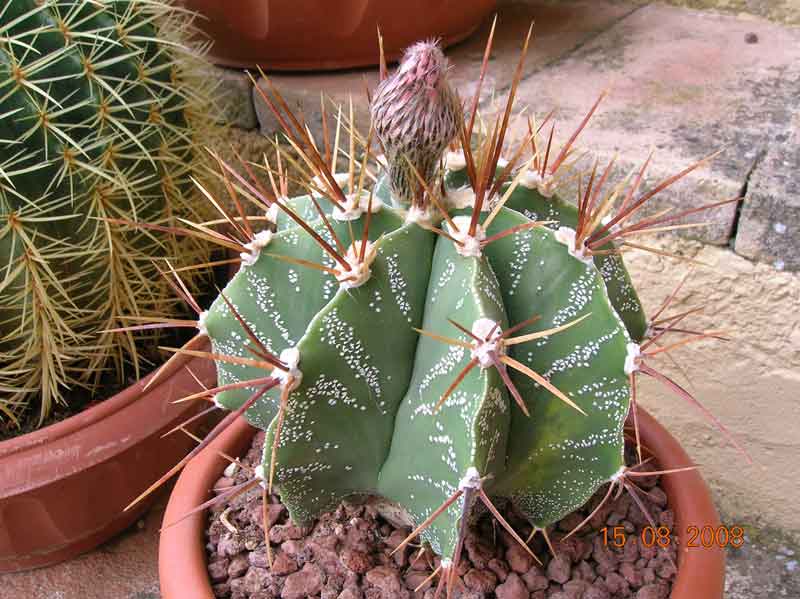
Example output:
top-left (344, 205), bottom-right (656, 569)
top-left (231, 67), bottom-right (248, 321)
top-left (735, 110), bottom-right (800, 271)
top-left (508, 3), bottom-right (800, 246)
top-left (251, 1), bottom-right (635, 139)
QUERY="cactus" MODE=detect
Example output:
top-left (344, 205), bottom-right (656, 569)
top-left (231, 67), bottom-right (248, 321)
top-left (0, 0), bottom-right (215, 426)
top-left (136, 27), bottom-right (745, 591)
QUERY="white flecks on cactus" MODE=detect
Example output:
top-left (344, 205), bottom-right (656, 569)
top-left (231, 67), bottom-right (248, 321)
top-left (447, 215), bottom-right (485, 258)
top-left (470, 318), bottom-right (503, 368)
top-left (624, 342), bottom-right (641, 375)
top-left (240, 229), bottom-right (273, 267)
top-left (385, 254), bottom-right (413, 322)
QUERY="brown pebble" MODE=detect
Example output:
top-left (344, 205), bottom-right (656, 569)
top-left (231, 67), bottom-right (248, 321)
top-left (745, 32), bottom-right (759, 44)
top-left (464, 568), bottom-right (497, 592)
top-left (547, 555), bottom-right (572, 584)
top-left (487, 557), bottom-right (509, 582)
top-left (208, 558), bottom-right (230, 582)
top-left (271, 551), bottom-right (299, 576)
top-left (495, 572), bottom-right (528, 599)
top-left (605, 571), bottom-right (629, 595)
top-left (365, 565), bottom-right (403, 593)
top-left (282, 563), bottom-right (323, 598)
top-left (636, 582), bottom-right (670, 599)
top-left (621, 561), bottom-right (644, 588)
top-left (505, 542), bottom-right (535, 573)
top-left (227, 554), bottom-right (250, 578)
top-left (341, 548), bottom-right (373, 574)
top-left (522, 568), bottom-right (549, 591)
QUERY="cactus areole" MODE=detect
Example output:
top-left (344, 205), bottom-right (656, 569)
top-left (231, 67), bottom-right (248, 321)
top-left (178, 35), bottom-right (736, 578)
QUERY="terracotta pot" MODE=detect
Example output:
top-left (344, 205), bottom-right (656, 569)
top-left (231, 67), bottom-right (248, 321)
top-left (183, 0), bottom-right (497, 70)
top-left (0, 334), bottom-right (217, 573)
top-left (159, 408), bottom-right (725, 599)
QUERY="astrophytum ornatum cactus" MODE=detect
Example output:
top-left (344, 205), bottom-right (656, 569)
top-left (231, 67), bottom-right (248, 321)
top-left (141, 28), bottom-right (745, 592)
top-left (0, 0), bottom-right (214, 425)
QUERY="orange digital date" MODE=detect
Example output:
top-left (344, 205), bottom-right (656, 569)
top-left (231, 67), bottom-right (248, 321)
top-left (600, 525), bottom-right (745, 548)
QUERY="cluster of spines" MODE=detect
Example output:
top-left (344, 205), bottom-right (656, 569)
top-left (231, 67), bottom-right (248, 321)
top-left (116, 18), bottom-right (750, 598)
top-left (0, 0), bottom-right (217, 425)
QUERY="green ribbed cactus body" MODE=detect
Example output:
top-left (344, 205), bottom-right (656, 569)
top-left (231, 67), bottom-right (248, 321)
top-left (0, 0), bottom-right (211, 424)
top-left (202, 187), bottom-right (635, 557)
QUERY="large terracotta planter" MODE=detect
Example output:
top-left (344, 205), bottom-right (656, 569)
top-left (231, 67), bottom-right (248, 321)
top-left (183, 0), bottom-right (496, 70)
top-left (0, 334), bottom-right (217, 573)
top-left (159, 408), bottom-right (725, 599)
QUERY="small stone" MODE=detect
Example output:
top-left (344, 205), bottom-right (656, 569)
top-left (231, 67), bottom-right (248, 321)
top-left (383, 529), bottom-right (408, 550)
top-left (271, 551), bottom-right (299, 575)
top-left (655, 559), bottom-right (677, 579)
top-left (522, 569), bottom-right (549, 591)
top-left (465, 534), bottom-right (495, 569)
top-left (218, 532), bottom-right (246, 557)
top-left (622, 536), bottom-right (640, 563)
top-left (563, 579), bottom-right (589, 599)
top-left (365, 566), bottom-right (403, 593)
top-left (228, 554), bottom-right (250, 578)
top-left (248, 550), bottom-right (269, 569)
top-left (282, 563), bottom-right (324, 598)
top-left (745, 32), bottom-right (759, 44)
top-left (506, 542), bottom-right (536, 573)
top-left (604, 572), bottom-right (629, 595)
top-left (341, 548), bottom-right (373, 574)
top-left (208, 558), bottom-right (230, 582)
top-left (464, 568), bottom-right (497, 592)
top-left (576, 560), bottom-right (596, 582)
top-left (546, 555), bottom-right (572, 584)
top-left (339, 588), bottom-right (363, 599)
top-left (636, 582), bottom-right (670, 599)
top-left (212, 582), bottom-right (232, 597)
top-left (270, 521), bottom-right (311, 543)
top-left (404, 571), bottom-right (433, 592)
top-left (309, 540), bottom-right (342, 574)
top-left (585, 582), bottom-right (611, 599)
top-left (495, 572), bottom-right (529, 599)
top-left (244, 567), bottom-right (273, 594)
top-left (620, 561), bottom-right (644, 588)
top-left (488, 558), bottom-right (509, 582)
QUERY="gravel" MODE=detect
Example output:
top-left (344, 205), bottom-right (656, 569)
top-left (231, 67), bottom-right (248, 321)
top-left (205, 431), bottom-right (677, 598)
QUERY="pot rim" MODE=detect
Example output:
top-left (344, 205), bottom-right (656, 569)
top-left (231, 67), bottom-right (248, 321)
top-left (159, 408), bottom-right (725, 599)
top-left (0, 334), bottom-right (207, 460)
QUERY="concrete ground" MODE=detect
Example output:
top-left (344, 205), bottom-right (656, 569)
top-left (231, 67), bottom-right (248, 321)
top-left (2, 0), bottom-right (798, 597)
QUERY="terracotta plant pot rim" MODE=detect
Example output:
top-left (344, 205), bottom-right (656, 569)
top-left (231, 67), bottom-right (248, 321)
top-left (0, 334), bottom-right (217, 572)
top-left (0, 334), bottom-right (206, 465)
top-left (159, 408), bottom-right (725, 599)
